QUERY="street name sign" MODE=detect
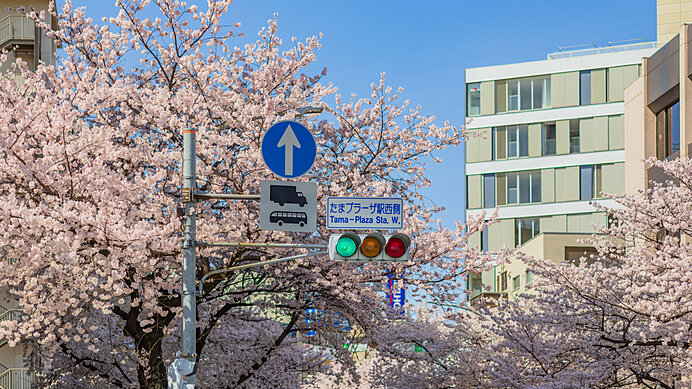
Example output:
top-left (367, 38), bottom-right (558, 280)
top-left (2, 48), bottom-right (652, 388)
top-left (326, 197), bottom-right (403, 230)
top-left (260, 180), bottom-right (317, 232)
top-left (261, 120), bottom-right (317, 178)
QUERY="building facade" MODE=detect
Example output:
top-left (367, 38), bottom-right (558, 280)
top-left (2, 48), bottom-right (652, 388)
top-left (464, 43), bottom-right (657, 302)
top-left (625, 23), bottom-right (692, 193)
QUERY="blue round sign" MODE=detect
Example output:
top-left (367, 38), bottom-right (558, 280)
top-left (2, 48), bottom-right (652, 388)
top-left (261, 120), bottom-right (317, 178)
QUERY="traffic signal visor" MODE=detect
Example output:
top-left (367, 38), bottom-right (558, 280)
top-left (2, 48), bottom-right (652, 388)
top-left (329, 233), bottom-right (410, 262)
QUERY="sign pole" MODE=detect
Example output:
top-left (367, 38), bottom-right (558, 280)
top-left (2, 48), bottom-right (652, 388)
top-left (182, 128), bottom-right (198, 369)
top-left (168, 129), bottom-right (198, 388)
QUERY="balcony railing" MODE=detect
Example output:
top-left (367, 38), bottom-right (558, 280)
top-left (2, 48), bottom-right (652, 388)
top-left (0, 15), bottom-right (36, 50)
top-left (0, 365), bottom-right (33, 389)
top-left (547, 41), bottom-right (656, 59)
top-left (0, 305), bottom-right (23, 348)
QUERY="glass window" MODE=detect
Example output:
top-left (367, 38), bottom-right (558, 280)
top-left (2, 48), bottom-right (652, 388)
top-left (515, 217), bottom-right (540, 246)
top-left (496, 173), bottom-right (507, 206)
top-left (494, 127), bottom-right (507, 159)
top-left (508, 79), bottom-right (519, 111)
top-left (570, 119), bottom-right (580, 153)
top-left (580, 70), bottom-right (591, 105)
top-left (580, 165), bottom-right (593, 201)
top-left (507, 173), bottom-right (518, 204)
top-left (495, 80), bottom-right (507, 113)
top-left (594, 165), bottom-right (603, 198)
top-left (483, 174), bottom-right (495, 208)
top-left (526, 270), bottom-right (534, 285)
top-left (532, 76), bottom-right (543, 109)
top-left (501, 272), bottom-right (508, 291)
top-left (520, 78), bottom-right (532, 110)
top-left (531, 170), bottom-right (541, 203)
top-left (656, 101), bottom-right (680, 159)
top-left (504, 170), bottom-right (540, 205)
top-left (467, 83), bottom-right (481, 116)
top-left (480, 227), bottom-right (488, 253)
top-left (508, 126), bottom-right (518, 158)
top-left (518, 125), bottom-right (529, 157)
top-left (544, 76), bottom-right (551, 107)
top-left (542, 122), bottom-right (556, 155)
top-left (513, 275), bottom-right (520, 290)
top-left (519, 171), bottom-right (531, 204)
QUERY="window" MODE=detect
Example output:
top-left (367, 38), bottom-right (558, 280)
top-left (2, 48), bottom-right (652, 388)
top-left (495, 80), bottom-right (507, 113)
top-left (508, 79), bottom-right (519, 111)
top-left (483, 174), bottom-right (495, 208)
top-left (507, 173), bottom-right (518, 204)
top-left (495, 76), bottom-right (551, 113)
top-left (467, 83), bottom-right (481, 116)
top-left (656, 101), bottom-right (680, 159)
top-left (471, 277), bottom-right (481, 290)
top-left (542, 122), bottom-right (556, 155)
top-left (532, 76), bottom-right (545, 109)
top-left (494, 126), bottom-right (506, 159)
top-left (500, 271), bottom-right (508, 291)
top-left (504, 171), bottom-right (541, 205)
top-left (480, 227), bottom-right (488, 253)
top-left (580, 70), bottom-right (591, 105)
top-left (526, 270), bottom-right (534, 286)
top-left (520, 78), bottom-right (532, 110)
top-left (531, 170), bottom-right (541, 203)
top-left (570, 119), bottom-right (580, 153)
top-left (495, 125), bottom-right (529, 159)
top-left (594, 165), bottom-right (603, 198)
top-left (512, 275), bottom-right (520, 291)
top-left (580, 164), bottom-right (604, 200)
top-left (515, 217), bottom-right (540, 246)
top-left (565, 246), bottom-right (599, 265)
top-left (580, 165), bottom-right (593, 201)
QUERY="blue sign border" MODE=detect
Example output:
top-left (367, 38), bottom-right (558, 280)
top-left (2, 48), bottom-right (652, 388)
top-left (326, 197), bottom-right (404, 229)
top-left (261, 120), bottom-right (317, 178)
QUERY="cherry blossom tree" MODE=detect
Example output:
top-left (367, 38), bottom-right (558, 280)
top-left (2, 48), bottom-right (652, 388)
top-left (0, 1), bottom-right (483, 387)
top-left (473, 157), bottom-right (692, 388)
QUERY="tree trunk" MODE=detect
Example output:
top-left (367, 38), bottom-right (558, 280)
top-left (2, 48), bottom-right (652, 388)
top-left (137, 330), bottom-right (167, 389)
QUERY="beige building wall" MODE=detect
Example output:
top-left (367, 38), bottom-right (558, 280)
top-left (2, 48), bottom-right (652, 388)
top-left (658, 0), bottom-right (692, 46)
top-left (625, 23), bottom-right (692, 194)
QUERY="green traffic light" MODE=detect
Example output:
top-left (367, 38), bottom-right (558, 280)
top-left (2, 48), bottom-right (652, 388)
top-left (336, 236), bottom-right (357, 257)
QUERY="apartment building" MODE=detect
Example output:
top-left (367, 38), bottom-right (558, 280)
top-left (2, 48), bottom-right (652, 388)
top-left (1, 1), bottom-right (56, 387)
top-left (464, 43), bottom-right (657, 304)
top-left (625, 22), bottom-right (692, 193)
top-left (0, 0), bottom-right (56, 74)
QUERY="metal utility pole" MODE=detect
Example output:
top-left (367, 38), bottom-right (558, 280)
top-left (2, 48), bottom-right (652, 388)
top-left (168, 129), bottom-right (198, 388)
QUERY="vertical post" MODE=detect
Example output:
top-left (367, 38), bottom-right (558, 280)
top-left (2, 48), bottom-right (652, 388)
top-left (181, 128), bottom-right (197, 384)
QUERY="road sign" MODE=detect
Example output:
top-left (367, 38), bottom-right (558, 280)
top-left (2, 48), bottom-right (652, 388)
top-left (260, 180), bottom-right (317, 232)
top-left (326, 197), bottom-right (403, 230)
top-left (261, 120), bottom-right (317, 178)
top-left (388, 276), bottom-right (405, 318)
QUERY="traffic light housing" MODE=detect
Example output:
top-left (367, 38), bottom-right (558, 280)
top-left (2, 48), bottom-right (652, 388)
top-left (329, 232), bottom-right (411, 262)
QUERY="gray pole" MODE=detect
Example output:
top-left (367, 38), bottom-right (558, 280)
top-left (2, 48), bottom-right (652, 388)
top-left (181, 128), bottom-right (197, 384)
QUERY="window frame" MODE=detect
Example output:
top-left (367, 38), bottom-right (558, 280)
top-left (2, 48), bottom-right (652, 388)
top-left (467, 83), bottom-right (481, 117)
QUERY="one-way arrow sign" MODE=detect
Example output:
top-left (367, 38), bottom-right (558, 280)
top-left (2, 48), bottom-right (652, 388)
top-left (277, 124), bottom-right (301, 176)
top-left (261, 121), bottom-right (316, 178)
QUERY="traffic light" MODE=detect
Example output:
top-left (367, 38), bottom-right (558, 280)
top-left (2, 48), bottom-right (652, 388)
top-left (329, 232), bottom-right (411, 261)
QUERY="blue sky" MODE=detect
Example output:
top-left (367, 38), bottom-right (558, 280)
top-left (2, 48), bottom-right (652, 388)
top-left (72, 0), bottom-right (656, 229)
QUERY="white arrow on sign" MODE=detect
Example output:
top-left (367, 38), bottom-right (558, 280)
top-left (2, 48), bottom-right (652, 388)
top-left (277, 124), bottom-right (301, 176)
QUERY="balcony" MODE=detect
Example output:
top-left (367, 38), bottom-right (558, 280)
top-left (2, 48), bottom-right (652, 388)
top-left (468, 291), bottom-right (507, 309)
top-left (0, 364), bottom-right (32, 389)
top-left (0, 15), bottom-right (35, 51)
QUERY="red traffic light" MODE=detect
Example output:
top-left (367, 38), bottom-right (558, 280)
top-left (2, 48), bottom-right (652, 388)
top-left (384, 233), bottom-right (411, 258)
